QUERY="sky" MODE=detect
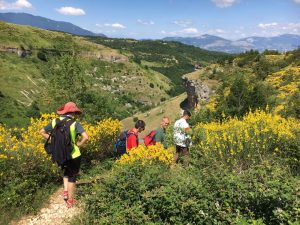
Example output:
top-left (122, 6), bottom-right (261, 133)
top-left (0, 0), bottom-right (300, 40)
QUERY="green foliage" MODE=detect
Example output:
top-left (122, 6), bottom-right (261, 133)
top-left (0, 148), bottom-right (60, 223)
top-left (78, 91), bottom-right (129, 122)
top-left (189, 107), bottom-right (216, 126)
top-left (77, 160), bottom-right (299, 224)
top-left (43, 53), bottom-right (87, 106)
top-left (235, 50), bottom-right (260, 67)
top-left (87, 37), bottom-right (231, 96)
top-left (210, 64), bottom-right (278, 119)
top-left (25, 101), bottom-right (40, 118)
top-left (281, 91), bottom-right (300, 119)
top-left (0, 94), bottom-right (29, 127)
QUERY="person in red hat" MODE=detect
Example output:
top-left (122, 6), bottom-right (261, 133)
top-left (40, 102), bottom-right (88, 207)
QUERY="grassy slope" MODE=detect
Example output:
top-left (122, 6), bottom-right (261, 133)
top-left (86, 37), bottom-right (232, 95)
top-left (0, 22), bottom-right (173, 126)
top-left (121, 93), bottom-right (186, 137)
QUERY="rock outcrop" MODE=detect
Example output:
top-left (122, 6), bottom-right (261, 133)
top-left (80, 51), bottom-right (128, 62)
top-left (182, 76), bottom-right (210, 108)
top-left (0, 46), bottom-right (32, 57)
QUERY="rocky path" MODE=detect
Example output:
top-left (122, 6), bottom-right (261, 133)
top-left (11, 188), bottom-right (82, 225)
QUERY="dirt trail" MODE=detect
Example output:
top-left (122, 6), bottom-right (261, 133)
top-left (11, 188), bottom-right (82, 225)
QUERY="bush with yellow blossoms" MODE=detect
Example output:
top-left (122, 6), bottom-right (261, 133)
top-left (117, 143), bottom-right (174, 166)
top-left (192, 109), bottom-right (300, 170)
top-left (266, 66), bottom-right (300, 115)
top-left (0, 114), bottom-right (61, 217)
top-left (81, 118), bottom-right (121, 161)
top-left (0, 114), bottom-right (122, 219)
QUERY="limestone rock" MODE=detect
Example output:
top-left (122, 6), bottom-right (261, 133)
top-left (182, 77), bottom-right (211, 108)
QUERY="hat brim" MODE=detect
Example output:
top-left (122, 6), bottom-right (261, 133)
top-left (56, 105), bottom-right (82, 115)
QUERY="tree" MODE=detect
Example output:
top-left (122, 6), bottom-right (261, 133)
top-left (44, 53), bottom-right (87, 106)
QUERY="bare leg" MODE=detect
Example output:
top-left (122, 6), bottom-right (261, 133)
top-left (174, 153), bottom-right (179, 163)
top-left (63, 176), bottom-right (68, 191)
top-left (68, 182), bottom-right (76, 200)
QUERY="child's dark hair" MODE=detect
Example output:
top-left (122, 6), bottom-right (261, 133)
top-left (135, 120), bottom-right (146, 129)
top-left (183, 110), bottom-right (191, 117)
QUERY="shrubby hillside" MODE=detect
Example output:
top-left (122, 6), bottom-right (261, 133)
top-left (0, 22), bottom-right (230, 127)
top-left (190, 49), bottom-right (300, 122)
top-left (0, 22), bottom-right (172, 126)
top-left (87, 37), bottom-right (231, 95)
top-left (1, 21), bottom-right (299, 225)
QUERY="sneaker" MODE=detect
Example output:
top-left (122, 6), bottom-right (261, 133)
top-left (63, 191), bottom-right (68, 201)
top-left (66, 199), bottom-right (79, 208)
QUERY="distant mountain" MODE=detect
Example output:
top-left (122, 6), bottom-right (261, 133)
top-left (0, 12), bottom-right (105, 37)
top-left (163, 34), bottom-right (300, 53)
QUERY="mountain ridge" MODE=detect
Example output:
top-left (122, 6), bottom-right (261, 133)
top-left (163, 34), bottom-right (300, 53)
top-left (0, 12), bottom-right (105, 37)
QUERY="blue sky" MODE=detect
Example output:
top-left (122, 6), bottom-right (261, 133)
top-left (1, 0), bottom-right (300, 40)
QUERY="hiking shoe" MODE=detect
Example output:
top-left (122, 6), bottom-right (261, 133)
top-left (66, 199), bottom-right (79, 208)
top-left (63, 191), bottom-right (68, 201)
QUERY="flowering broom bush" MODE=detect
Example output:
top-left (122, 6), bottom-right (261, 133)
top-left (0, 115), bottom-right (60, 221)
top-left (116, 144), bottom-right (175, 166)
top-left (0, 114), bottom-right (122, 221)
top-left (192, 109), bottom-right (300, 170)
top-left (81, 118), bottom-right (121, 161)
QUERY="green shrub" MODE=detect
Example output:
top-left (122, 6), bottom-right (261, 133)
top-left (77, 160), bottom-right (299, 224)
top-left (0, 147), bottom-right (60, 223)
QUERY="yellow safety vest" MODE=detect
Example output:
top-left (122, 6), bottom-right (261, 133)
top-left (51, 117), bottom-right (81, 159)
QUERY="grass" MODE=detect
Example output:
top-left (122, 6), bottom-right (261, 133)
top-left (0, 184), bottom-right (58, 225)
top-left (0, 22), bottom-right (173, 127)
top-left (0, 53), bottom-right (43, 105)
top-left (121, 93), bottom-right (187, 137)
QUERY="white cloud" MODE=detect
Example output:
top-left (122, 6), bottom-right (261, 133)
top-left (256, 22), bottom-right (300, 36)
top-left (0, 0), bottom-right (32, 10)
top-left (173, 20), bottom-right (193, 27)
top-left (137, 19), bottom-right (154, 25)
top-left (258, 22), bottom-right (300, 31)
top-left (104, 23), bottom-right (126, 29)
top-left (56, 6), bottom-right (85, 16)
top-left (294, 0), bottom-right (300, 4)
top-left (181, 27), bottom-right (199, 34)
top-left (211, 0), bottom-right (239, 8)
top-left (215, 29), bottom-right (225, 33)
top-left (161, 27), bottom-right (200, 36)
top-left (258, 22), bottom-right (278, 29)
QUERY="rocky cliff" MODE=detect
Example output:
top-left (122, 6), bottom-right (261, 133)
top-left (182, 76), bottom-right (211, 108)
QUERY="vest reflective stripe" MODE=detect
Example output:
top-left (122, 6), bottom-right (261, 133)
top-left (51, 117), bottom-right (81, 159)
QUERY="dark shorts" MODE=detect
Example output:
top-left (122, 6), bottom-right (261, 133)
top-left (176, 145), bottom-right (189, 154)
top-left (63, 156), bottom-right (81, 178)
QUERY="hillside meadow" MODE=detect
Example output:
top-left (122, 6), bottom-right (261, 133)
top-left (0, 22), bottom-right (299, 224)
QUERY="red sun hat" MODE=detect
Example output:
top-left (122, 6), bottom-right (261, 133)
top-left (56, 102), bottom-right (82, 115)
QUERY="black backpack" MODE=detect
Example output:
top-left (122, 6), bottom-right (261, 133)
top-left (44, 118), bottom-right (75, 166)
top-left (113, 130), bottom-right (137, 159)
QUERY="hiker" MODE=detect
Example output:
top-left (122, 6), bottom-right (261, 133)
top-left (173, 110), bottom-right (192, 166)
top-left (127, 120), bottom-right (146, 151)
top-left (114, 120), bottom-right (146, 158)
top-left (155, 117), bottom-right (170, 149)
top-left (144, 117), bottom-right (170, 149)
top-left (40, 102), bottom-right (88, 207)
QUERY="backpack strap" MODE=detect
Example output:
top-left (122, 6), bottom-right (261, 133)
top-left (126, 130), bottom-right (138, 146)
top-left (149, 130), bottom-right (156, 142)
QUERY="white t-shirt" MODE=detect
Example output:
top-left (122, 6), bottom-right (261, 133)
top-left (173, 118), bottom-right (191, 147)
